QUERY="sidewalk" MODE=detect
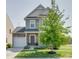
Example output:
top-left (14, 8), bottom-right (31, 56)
top-left (15, 58), bottom-right (72, 59)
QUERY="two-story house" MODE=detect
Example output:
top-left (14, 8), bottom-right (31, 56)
top-left (13, 4), bottom-right (49, 48)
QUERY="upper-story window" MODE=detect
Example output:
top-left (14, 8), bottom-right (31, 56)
top-left (30, 20), bottom-right (36, 29)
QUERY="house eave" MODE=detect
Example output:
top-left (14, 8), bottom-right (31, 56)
top-left (13, 32), bottom-right (25, 34)
top-left (24, 16), bottom-right (41, 20)
top-left (24, 31), bottom-right (39, 33)
top-left (13, 31), bottom-right (39, 34)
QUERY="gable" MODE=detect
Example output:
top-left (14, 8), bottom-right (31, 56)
top-left (24, 4), bottom-right (49, 19)
top-left (36, 4), bottom-right (45, 9)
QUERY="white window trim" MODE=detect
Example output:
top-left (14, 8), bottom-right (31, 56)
top-left (30, 20), bottom-right (36, 29)
top-left (29, 34), bottom-right (36, 43)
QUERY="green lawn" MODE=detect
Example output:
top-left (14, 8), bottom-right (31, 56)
top-left (16, 44), bottom-right (72, 58)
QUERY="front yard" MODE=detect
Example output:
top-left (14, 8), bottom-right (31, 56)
top-left (15, 44), bottom-right (72, 58)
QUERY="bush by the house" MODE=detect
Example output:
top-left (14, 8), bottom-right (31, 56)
top-left (6, 43), bottom-right (12, 48)
top-left (34, 46), bottom-right (47, 49)
top-left (24, 46), bottom-right (30, 49)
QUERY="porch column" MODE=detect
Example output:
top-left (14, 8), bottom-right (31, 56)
top-left (38, 33), bottom-right (41, 46)
top-left (25, 33), bottom-right (27, 46)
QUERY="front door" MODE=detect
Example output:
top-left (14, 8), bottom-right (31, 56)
top-left (30, 35), bottom-right (35, 45)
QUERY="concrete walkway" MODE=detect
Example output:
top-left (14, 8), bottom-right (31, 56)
top-left (6, 48), bottom-right (23, 59)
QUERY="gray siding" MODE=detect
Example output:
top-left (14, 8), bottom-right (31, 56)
top-left (25, 19), bottom-right (30, 29)
top-left (28, 9), bottom-right (48, 17)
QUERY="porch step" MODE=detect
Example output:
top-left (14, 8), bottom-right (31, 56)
top-left (29, 46), bottom-right (34, 50)
top-left (24, 45), bottom-right (38, 49)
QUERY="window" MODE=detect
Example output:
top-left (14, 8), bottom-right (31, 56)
top-left (30, 20), bottom-right (36, 29)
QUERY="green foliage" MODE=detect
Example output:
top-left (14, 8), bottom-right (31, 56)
top-left (6, 43), bottom-right (12, 48)
top-left (16, 45), bottom-right (72, 58)
top-left (39, 0), bottom-right (71, 49)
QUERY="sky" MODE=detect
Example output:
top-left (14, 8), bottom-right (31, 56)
top-left (6, 0), bottom-right (72, 28)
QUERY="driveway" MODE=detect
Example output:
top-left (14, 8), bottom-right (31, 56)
top-left (6, 48), bottom-right (23, 59)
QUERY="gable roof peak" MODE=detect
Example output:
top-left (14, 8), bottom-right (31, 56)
top-left (38, 4), bottom-right (43, 6)
top-left (36, 4), bottom-right (45, 9)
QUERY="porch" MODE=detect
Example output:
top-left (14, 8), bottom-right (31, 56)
top-left (25, 33), bottom-right (39, 46)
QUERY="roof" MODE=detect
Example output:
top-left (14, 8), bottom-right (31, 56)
top-left (13, 27), bottom-right (39, 33)
top-left (24, 4), bottom-right (49, 20)
top-left (13, 27), bottom-right (23, 32)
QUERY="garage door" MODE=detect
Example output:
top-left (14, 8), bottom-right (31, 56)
top-left (13, 37), bottom-right (26, 48)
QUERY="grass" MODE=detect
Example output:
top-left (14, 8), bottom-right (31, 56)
top-left (16, 44), bottom-right (72, 58)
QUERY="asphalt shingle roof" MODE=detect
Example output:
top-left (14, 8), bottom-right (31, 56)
top-left (13, 27), bottom-right (39, 33)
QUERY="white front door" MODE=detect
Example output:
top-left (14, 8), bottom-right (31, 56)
top-left (13, 37), bottom-right (26, 48)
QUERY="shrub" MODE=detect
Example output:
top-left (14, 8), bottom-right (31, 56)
top-left (24, 46), bottom-right (30, 49)
top-left (34, 46), bottom-right (47, 49)
top-left (6, 43), bottom-right (11, 48)
top-left (53, 46), bottom-right (59, 50)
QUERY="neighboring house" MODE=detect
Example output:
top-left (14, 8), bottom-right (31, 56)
top-left (6, 15), bottom-right (14, 45)
top-left (13, 4), bottom-right (49, 48)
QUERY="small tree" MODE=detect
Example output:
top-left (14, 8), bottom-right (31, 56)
top-left (39, 0), bottom-right (71, 50)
